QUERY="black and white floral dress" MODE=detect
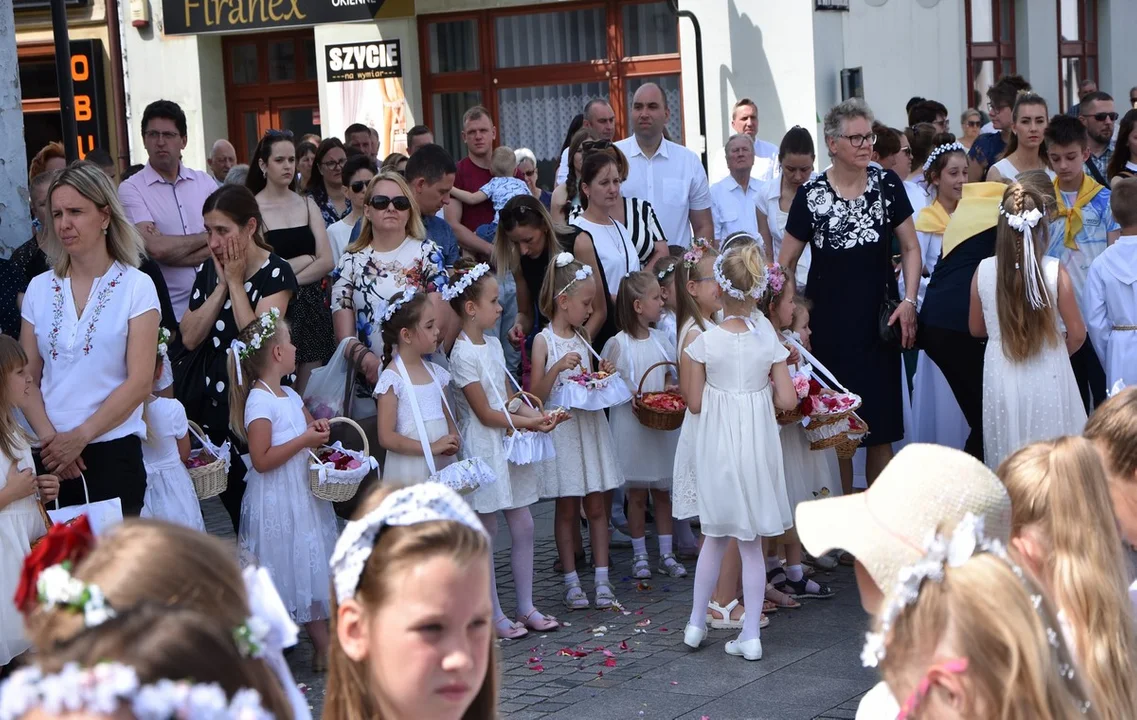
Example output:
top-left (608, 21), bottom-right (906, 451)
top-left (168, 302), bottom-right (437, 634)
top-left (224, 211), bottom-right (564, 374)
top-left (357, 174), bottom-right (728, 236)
top-left (784, 166), bottom-right (913, 445)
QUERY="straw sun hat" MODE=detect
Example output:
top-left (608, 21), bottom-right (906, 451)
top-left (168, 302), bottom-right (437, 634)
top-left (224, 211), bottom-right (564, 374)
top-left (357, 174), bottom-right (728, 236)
top-left (795, 443), bottom-right (1013, 598)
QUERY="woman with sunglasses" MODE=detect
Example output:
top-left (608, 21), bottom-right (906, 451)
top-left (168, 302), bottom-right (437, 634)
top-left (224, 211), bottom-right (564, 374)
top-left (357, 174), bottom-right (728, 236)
top-left (515, 148), bottom-right (552, 209)
top-left (305, 138), bottom-right (351, 227)
top-left (247, 130), bottom-right (337, 389)
top-left (328, 154), bottom-right (378, 261)
top-left (960, 108), bottom-right (983, 153)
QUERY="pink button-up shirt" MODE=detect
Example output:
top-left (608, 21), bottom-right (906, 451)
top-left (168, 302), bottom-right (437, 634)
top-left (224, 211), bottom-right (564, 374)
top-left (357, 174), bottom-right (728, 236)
top-left (119, 162), bottom-right (218, 320)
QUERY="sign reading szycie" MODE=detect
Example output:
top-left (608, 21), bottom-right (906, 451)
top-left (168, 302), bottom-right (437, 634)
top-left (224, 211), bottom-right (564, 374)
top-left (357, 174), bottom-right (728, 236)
top-left (325, 40), bottom-right (401, 83)
top-left (162, 0), bottom-right (409, 34)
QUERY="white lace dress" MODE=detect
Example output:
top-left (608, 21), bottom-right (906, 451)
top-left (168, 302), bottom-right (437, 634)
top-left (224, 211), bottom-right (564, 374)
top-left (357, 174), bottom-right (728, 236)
top-left (140, 397), bottom-right (206, 532)
top-left (536, 328), bottom-right (623, 497)
top-left (685, 319), bottom-right (793, 540)
top-left (0, 442), bottom-right (44, 665)
top-left (238, 385), bottom-right (339, 624)
top-left (450, 336), bottom-right (539, 513)
top-left (601, 330), bottom-right (679, 489)
top-left (978, 257), bottom-right (1087, 469)
top-left (375, 363), bottom-right (454, 485)
top-left (671, 317), bottom-right (710, 520)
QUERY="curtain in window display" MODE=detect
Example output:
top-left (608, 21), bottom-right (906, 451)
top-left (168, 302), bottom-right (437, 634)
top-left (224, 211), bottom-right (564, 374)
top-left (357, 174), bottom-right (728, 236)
top-left (498, 83), bottom-right (609, 166)
top-left (493, 8), bottom-right (606, 69)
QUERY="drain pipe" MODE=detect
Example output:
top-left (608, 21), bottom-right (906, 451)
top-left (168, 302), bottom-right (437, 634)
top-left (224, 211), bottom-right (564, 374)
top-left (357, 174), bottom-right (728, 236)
top-left (666, 0), bottom-right (707, 173)
top-left (106, 0), bottom-right (131, 170)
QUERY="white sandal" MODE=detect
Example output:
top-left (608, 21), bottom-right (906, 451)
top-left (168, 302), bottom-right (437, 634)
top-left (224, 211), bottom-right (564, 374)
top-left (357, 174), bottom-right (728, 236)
top-left (658, 552), bottom-right (687, 578)
top-left (563, 581), bottom-right (590, 610)
top-left (706, 599), bottom-right (745, 629)
top-left (631, 553), bottom-right (652, 579)
top-left (594, 580), bottom-right (618, 609)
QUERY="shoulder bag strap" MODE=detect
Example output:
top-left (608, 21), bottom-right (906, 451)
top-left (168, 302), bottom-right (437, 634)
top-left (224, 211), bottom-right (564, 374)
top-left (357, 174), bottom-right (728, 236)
top-left (394, 354), bottom-right (439, 475)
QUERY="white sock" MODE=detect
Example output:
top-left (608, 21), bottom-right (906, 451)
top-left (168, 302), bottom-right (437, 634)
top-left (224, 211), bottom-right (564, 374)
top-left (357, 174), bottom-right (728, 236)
top-left (786, 564), bottom-right (804, 582)
top-left (564, 570), bottom-right (579, 587)
top-left (766, 556), bottom-right (783, 573)
top-left (658, 534), bottom-right (673, 556)
top-left (631, 536), bottom-right (647, 556)
top-left (594, 566), bottom-right (609, 586)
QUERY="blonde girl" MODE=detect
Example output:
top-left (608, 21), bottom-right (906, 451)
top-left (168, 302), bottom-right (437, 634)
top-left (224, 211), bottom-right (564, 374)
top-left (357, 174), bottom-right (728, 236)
top-left (375, 288), bottom-right (460, 482)
top-left (530, 252), bottom-right (623, 610)
top-left (445, 259), bottom-right (559, 639)
top-left (874, 521), bottom-right (1096, 720)
top-left (999, 436), bottom-right (1137, 720)
top-left (1084, 386), bottom-right (1137, 552)
top-left (0, 335), bottom-right (59, 668)
top-left (140, 330), bottom-right (205, 531)
top-left (602, 271), bottom-right (685, 581)
top-left (327, 483), bottom-right (497, 720)
top-left (227, 310), bottom-right (339, 668)
top-left (682, 243), bottom-right (797, 661)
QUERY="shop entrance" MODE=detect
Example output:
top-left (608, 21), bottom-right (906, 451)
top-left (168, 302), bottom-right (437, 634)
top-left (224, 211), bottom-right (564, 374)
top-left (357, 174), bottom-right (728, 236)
top-left (223, 29), bottom-right (320, 161)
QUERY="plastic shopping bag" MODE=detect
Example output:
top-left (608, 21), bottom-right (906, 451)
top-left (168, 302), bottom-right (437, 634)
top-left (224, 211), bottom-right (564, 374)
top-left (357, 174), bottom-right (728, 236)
top-left (304, 338), bottom-right (354, 420)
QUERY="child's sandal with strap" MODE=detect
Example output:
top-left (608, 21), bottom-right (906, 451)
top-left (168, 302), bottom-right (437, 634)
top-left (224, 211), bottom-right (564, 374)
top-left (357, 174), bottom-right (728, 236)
top-left (657, 552), bottom-right (687, 578)
top-left (563, 581), bottom-right (590, 610)
top-left (594, 581), bottom-right (618, 609)
top-left (631, 554), bottom-right (652, 579)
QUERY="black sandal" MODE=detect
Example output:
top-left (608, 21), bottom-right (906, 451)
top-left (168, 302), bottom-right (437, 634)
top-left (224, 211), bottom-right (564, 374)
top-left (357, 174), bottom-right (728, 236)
top-left (781, 576), bottom-right (835, 600)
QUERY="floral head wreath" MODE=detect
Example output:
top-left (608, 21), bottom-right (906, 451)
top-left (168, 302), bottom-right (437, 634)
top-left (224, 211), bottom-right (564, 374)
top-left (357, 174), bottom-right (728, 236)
top-left (378, 286), bottom-right (419, 325)
top-left (713, 253), bottom-right (766, 301)
top-left (157, 327), bottom-right (172, 358)
top-left (441, 263), bottom-right (491, 303)
top-left (682, 237), bottom-right (711, 269)
top-left (656, 259), bottom-right (677, 282)
top-left (330, 483), bottom-right (488, 604)
top-left (862, 513), bottom-right (1091, 713)
top-left (553, 252), bottom-right (593, 299)
top-left (228, 308), bottom-right (282, 386)
top-left (0, 663), bottom-right (273, 720)
top-left (15, 515), bottom-right (96, 615)
top-left (765, 263), bottom-right (786, 298)
top-left (922, 141), bottom-right (966, 172)
top-left (998, 203), bottom-right (1049, 310)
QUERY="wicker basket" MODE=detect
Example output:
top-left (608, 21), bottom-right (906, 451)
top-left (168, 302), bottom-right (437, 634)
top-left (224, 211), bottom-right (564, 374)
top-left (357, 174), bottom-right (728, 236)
top-left (187, 420), bottom-right (228, 500)
top-left (505, 391), bottom-right (544, 437)
top-left (632, 361), bottom-right (684, 431)
top-left (806, 416), bottom-right (852, 451)
top-left (308, 417), bottom-right (370, 503)
top-left (803, 390), bottom-right (862, 430)
top-left (776, 407), bottom-right (804, 426)
top-left (835, 414), bottom-right (869, 459)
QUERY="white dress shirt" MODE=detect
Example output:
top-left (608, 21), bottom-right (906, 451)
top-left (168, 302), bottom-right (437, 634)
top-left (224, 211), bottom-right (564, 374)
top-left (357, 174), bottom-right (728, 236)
top-left (752, 137), bottom-right (781, 182)
top-left (615, 136), bottom-right (712, 248)
top-left (1084, 235), bottom-right (1137, 391)
top-left (710, 174), bottom-right (761, 240)
top-left (758, 178), bottom-right (810, 288)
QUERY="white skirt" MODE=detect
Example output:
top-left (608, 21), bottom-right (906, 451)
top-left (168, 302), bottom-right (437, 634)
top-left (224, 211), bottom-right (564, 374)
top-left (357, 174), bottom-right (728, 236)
top-left (383, 417), bottom-right (455, 487)
top-left (0, 505), bottom-right (45, 665)
top-left (538, 409), bottom-right (623, 498)
top-left (609, 401), bottom-right (677, 490)
top-left (141, 464), bottom-right (206, 532)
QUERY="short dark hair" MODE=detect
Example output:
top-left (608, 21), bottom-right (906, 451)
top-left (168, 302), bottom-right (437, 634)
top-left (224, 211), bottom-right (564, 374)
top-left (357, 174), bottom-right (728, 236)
top-left (778, 126), bottom-right (815, 161)
top-left (406, 125), bottom-right (433, 148)
top-left (341, 153), bottom-right (378, 186)
top-left (871, 122), bottom-right (901, 159)
top-left (141, 100), bottom-right (187, 137)
top-left (121, 163), bottom-right (144, 182)
top-left (987, 74), bottom-right (1032, 110)
top-left (404, 144), bottom-right (457, 185)
top-left (583, 98), bottom-right (611, 119)
top-left (344, 123), bottom-right (370, 139)
top-left (1079, 91), bottom-right (1114, 108)
top-left (905, 96), bottom-right (926, 114)
top-left (297, 141), bottom-right (317, 159)
top-left (1111, 176), bottom-right (1137, 228)
top-left (84, 148), bottom-right (114, 167)
top-left (908, 100), bottom-right (947, 126)
top-left (1044, 113), bottom-right (1088, 148)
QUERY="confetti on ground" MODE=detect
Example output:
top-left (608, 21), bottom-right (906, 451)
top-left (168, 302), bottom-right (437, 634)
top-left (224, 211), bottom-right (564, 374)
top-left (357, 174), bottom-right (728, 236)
top-left (635, 619), bottom-right (652, 627)
top-left (619, 640), bottom-right (630, 651)
top-left (558, 648), bottom-right (589, 658)
top-left (659, 627), bottom-right (669, 632)
top-left (670, 681), bottom-right (679, 686)
top-left (636, 581), bottom-right (652, 591)
top-left (590, 624), bottom-right (608, 636)
top-left (603, 657), bottom-right (617, 667)
top-left (529, 665), bottom-right (545, 672)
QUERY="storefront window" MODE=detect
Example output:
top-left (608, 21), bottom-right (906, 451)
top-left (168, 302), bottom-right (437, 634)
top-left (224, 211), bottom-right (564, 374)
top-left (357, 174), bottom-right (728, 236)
top-left (1058, 0), bottom-right (1098, 112)
top-left (429, 19), bottom-right (479, 74)
top-left (622, 2), bottom-right (678, 56)
top-left (498, 81), bottom-right (608, 178)
top-left (432, 91), bottom-right (483, 161)
top-left (965, 0), bottom-right (1015, 113)
top-left (626, 75), bottom-right (682, 142)
top-left (230, 44), bottom-right (258, 86)
top-left (268, 41), bottom-right (296, 83)
top-left (494, 8), bottom-right (606, 69)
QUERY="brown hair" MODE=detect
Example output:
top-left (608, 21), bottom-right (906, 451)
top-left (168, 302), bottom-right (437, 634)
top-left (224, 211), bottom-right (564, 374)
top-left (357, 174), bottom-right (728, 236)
top-left (380, 289), bottom-right (431, 368)
top-left (346, 172), bottom-right (426, 254)
top-left (493, 194), bottom-right (563, 275)
top-left (923, 132), bottom-right (968, 188)
top-left (462, 105), bottom-right (492, 129)
top-left (614, 270), bottom-right (660, 335)
top-left (1106, 109), bottom-right (1137, 182)
top-left (1110, 176), bottom-right (1137, 228)
top-left (325, 485), bottom-right (496, 720)
top-left (29, 141), bottom-right (64, 184)
top-left (1001, 92), bottom-right (1050, 164)
top-left (999, 437), bottom-right (1137, 720)
top-left (226, 313), bottom-right (291, 443)
top-left (538, 253), bottom-right (592, 324)
top-left (578, 151), bottom-right (619, 212)
top-left (653, 255), bottom-right (678, 285)
top-left (0, 335), bottom-right (31, 463)
top-left (871, 122), bottom-right (901, 160)
top-left (993, 183), bottom-right (1061, 362)
top-left (563, 127), bottom-right (599, 217)
top-left (26, 520), bottom-right (292, 719)
top-left (202, 184), bottom-right (274, 253)
top-left (448, 257), bottom-right (497, 318)
top-left (674, 251), bottom-right (717, 337)
top-left (1085, 386), bottom-right (1137, 480)
top-left (905, 122), bottom-right (938, 170)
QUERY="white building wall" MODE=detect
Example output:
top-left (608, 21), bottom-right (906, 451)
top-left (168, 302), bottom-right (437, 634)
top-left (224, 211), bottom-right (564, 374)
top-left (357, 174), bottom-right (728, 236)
top-left (1096, 0), bottom-right (1137, 103)
top-left (1014, 0), bottom-right (1059, 111)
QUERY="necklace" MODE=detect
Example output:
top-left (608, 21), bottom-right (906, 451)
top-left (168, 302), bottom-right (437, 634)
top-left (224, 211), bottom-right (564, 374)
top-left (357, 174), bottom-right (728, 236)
top-left (601, 216), bottom-right (631, 275)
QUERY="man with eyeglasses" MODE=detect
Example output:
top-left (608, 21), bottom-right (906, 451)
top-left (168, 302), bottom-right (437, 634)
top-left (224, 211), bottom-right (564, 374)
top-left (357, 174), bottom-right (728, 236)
top-left (555, 98), bottom-right (617, 186)
top-left (207, 139), bottom-right (236, 185)
top-left (119, 99), bottom-right (217, 321)
top-left (405, 144), bottom-right (459, 268)
top-left (1078, 91), bottom-right (1118, 186)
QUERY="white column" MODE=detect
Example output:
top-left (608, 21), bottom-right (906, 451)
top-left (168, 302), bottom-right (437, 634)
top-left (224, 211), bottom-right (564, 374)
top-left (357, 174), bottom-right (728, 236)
top-left (1014, 0), bottom-right (1059, 107)
top-left (0, 0), bottom-right (30, 255)
top-left (1098, 0), bottom-right (1137, 102)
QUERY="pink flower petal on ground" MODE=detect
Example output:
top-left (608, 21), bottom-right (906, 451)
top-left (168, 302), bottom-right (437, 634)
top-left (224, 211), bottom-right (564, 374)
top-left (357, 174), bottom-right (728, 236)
top-left (530, 664), bottom-right (545, 672)
top-left (603, 657), bottom-right (617, 667)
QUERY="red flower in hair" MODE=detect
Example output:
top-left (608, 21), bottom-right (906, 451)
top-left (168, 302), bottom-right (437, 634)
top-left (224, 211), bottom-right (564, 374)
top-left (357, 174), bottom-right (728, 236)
top-left (14, 515), bottom-right (95, 613)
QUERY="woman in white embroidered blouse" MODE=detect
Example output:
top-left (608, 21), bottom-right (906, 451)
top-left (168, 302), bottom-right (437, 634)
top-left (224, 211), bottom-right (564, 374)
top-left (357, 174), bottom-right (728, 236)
top-left (18, 161), bottom-right (160, 515)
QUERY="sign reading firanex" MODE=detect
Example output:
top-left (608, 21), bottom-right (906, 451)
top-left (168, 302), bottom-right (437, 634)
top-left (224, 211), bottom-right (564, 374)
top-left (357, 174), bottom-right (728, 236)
top-left (325, 40), bottom-right (402, 83)
top-left (162, 0), bottom-right (412, 35)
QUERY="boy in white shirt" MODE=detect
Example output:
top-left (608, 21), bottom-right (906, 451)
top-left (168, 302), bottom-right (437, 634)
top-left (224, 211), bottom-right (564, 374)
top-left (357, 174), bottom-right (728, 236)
top-left (1084, 176), bottom-right (1137, 392)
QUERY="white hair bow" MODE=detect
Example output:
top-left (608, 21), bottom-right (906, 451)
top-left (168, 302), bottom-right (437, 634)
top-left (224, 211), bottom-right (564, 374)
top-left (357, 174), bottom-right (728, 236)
top-left (1000, 205), bottom-right (1049, 310)
top-left (239, 567), bottom-right (311, 720)
top-left (229, 340), bottom-right (248, 386)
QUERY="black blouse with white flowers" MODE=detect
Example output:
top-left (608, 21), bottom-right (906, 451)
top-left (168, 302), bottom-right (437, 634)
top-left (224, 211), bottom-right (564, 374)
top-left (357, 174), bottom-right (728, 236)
top-left (785, 166), bottom-right (912, 254)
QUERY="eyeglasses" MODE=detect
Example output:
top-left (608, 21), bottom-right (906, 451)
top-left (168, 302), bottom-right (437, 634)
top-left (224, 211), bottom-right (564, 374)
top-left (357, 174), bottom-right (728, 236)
top-left (899, 147), bottom-right (913, 156)
top-left (966, 120), bottom-right (982, 127)
top-left (1082, 111), bottom-right (1119, 122)
top-left (321, 158), bottom-right (346, 170)
top-left (350, 180), bottom-right (370, 193)
top-left (581, 139), bottom-right (613, 153)
top-left (367, 195), bottom-right (411, 211)
top-left (144, 130), bottom-right (181, 142)
top-left (840, 133), bottom-right (877, 148)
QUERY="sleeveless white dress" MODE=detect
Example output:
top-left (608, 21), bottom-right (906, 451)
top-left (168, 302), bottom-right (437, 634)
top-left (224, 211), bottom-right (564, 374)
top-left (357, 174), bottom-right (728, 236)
top-left (671, 317), bottom-right (709, 520)
top-left (0, 442), bottom-right (44, 665)
top-left (978, 256), bottom-right (1087, 469)
top-left (141, 396), bottom-right (206, 532)
top-left (375, 363), bottom-right (454, 485)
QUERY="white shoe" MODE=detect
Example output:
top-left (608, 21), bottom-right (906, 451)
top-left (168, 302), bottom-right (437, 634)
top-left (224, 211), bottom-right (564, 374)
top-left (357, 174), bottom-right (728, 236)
top-left (609, 527), bottom-right (634, 548)
top-left (683, 623), bottom-right (706, 649)
top-left (724, 636), bottom-right (763, 661)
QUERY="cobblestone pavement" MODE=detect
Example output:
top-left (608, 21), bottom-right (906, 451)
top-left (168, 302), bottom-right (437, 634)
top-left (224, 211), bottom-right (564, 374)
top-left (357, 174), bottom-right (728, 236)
top-left (204, 497), bottom-right (876, 719)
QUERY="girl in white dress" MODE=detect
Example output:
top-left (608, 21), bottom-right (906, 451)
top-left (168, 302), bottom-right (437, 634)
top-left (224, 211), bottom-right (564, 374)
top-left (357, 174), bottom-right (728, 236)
top-left (375, 289), bottom-right (460, 484)
top-left (228, 310), bottom-right (339, 668)
top-left (530, 252), bottom-right (624, 611)
top-left (0, 335), bottom-right (58, 667)
top-left (654, 255), bottom-right (679, 350)
top-left (445, 260), bottom-right (560, 638)
top-left (969, 182), bottom-right (1087, 469)
top-left (682, 244), bottom-right (798, 662)
top-left (602, 271), bottom-right (686, 581)
top-left (141, 335), bottom-right (205, 531)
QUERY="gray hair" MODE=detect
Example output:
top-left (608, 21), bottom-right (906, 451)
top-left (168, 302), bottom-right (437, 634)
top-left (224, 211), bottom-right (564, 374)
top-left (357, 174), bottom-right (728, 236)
top-left (724, 133), bottom-right (753, 153)
top-left (823, 98), bottom-right (875, 142)
top-left (224, 164), bottom-right (249, 186)
top-left (514, 148), bottom-right (537, 168)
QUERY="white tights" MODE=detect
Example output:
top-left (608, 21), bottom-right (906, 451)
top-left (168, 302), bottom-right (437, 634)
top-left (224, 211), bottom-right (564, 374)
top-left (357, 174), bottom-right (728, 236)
top-left (480, 508), bottom-right (537, 618)
top-left (687, 535), bottom-right (768, 642)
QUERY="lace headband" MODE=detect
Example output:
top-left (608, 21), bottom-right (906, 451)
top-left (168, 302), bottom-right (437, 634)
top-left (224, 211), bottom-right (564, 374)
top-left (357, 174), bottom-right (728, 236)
top-left (379, 286), bottom-right (418, 324)
top-left (441, 263), bottom-right (491, 302)
top-left (330, 483), bottom-right (488, 603)
top-left (713, 253), bottom-right (767, 301)
top-left (0, 663), bottom-right (272, 720)
top-left (157, 327), bottom-right (171, 359)
top-left (922, 141), bottom-right (966, 172)
top-left (229, 308), bottom-right (283, 386)
top-left (682, 237), bottom-right (711, 268)
top-left (998, 204), bottom-right (1049, 310)
top-left (553, 253), bottom-right (593, 298)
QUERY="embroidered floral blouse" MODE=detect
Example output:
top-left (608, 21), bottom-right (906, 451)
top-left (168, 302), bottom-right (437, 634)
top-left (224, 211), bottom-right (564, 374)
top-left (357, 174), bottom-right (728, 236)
top-left (21, 262), bottom-right (159, 442)
top-left (330, 237), bottom-right (448, 352)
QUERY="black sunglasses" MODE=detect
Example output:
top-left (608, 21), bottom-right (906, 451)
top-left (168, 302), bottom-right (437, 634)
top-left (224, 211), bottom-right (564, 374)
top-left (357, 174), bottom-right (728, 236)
top-left (350, 180), bottom-right (369, 193)
top-left (581, 139), bottom-right (613, 153)
top-left (1082, 111), bottom-right (1119, 122)
top-left (368, 195), bottom-right (411, 211)
top-left (966, 120), bottom-right (982, 127)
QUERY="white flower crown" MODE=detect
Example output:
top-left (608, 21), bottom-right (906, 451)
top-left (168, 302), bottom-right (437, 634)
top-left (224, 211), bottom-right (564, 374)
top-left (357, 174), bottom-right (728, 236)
top-left (555, 263), bottom-right (593, 299)
top-left (441, 263), bottom-right (491, 302)
top-left (0, 663), bottom-right (273, 720)
top-left (712, 253), bottom-right (766, 301)
top-left (157, 327), bottom-right (172, 358)
top-left (380, 286), bottom-right (418, 324)
top-left (230, 308), bottom-right (282, 363)
top-left (554, 252), bottom-right (575, 268)
top-left (36, 562), bottom-right (116, 628)
top-left (921, 141), bottom-right (966, 172)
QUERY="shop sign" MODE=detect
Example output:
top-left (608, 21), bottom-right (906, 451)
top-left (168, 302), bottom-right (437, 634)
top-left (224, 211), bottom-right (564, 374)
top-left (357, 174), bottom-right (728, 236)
top-left (325, 40), bottom-right (401, 83)
top-left (162, 0), bottom-right (412, 35)
top-left (70, 40), bottom-right (111, 160)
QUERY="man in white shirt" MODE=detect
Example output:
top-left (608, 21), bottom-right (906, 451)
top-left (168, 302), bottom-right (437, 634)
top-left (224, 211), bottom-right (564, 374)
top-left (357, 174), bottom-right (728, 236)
top-left (616, 83), bottom-right (712, 248)
top-left (710, 134), bottom-right (762, 240)
top-left (554, 99), bottom-right (616, 186)
top-left (731, 98), bottom-right (780, 182)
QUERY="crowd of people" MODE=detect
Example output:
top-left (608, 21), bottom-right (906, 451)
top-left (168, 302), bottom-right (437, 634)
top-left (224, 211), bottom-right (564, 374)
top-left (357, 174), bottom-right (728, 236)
top-left (1, 70), bottom-right (1137, 719)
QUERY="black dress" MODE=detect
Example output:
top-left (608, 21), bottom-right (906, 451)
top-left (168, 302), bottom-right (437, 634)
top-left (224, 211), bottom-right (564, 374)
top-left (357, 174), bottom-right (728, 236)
top-left (265, 205), bottom-right (337, 365)
top-left (785, 167), bottom-right (914, 445)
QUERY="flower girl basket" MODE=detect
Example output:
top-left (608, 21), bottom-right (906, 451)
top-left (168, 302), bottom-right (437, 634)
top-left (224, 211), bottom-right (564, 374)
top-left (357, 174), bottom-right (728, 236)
top-left (784, 338), bottom-right (863, 451)
top-left (492, 356), bottom-right (556, 465)
top-left (307, 416), bottom-right (376, 503)
top-left (547, 332), bottom-right (632, 412)
top-left (186, 421), bottom-right (230, 500)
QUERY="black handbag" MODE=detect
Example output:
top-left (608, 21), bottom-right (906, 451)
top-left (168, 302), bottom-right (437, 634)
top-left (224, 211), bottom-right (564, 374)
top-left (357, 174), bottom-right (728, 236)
top-left (877, 203), bottom-right (903, 350)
